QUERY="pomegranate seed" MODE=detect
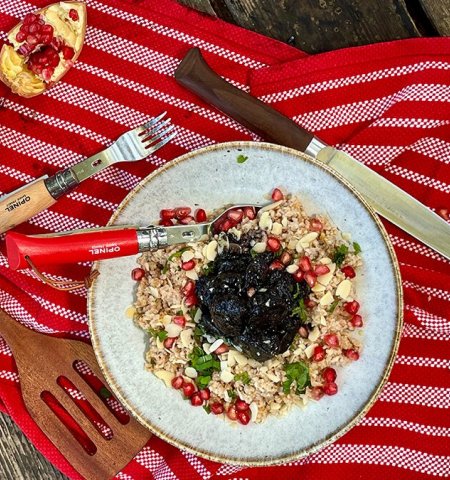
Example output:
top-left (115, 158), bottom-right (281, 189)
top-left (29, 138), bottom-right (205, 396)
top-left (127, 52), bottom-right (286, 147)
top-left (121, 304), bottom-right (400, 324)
top-left (235, 399), bottom-right (250, 412)
top-left (292, 270), bottom-right (304, 282)
top-left (27, 35), bottom-right (38, 45)
top-left (437, 208), bottom-right (449, 221)
top-left (173, 316), bottom-right (186, 327)
top-left (304, 272), bottom-right (317, 287)
top-left (310, 218), bottom-right (323, 232)
top-left (18, 43), bottom-right (33, 56)
top-left (305, 298), bottom-right (316, 308)
top-left (267, 236), bottom-right (281, 252)
top-left (279, 251), bottom-right (292, 265)
top-left (179, 215), bottom-right (195, 225)
top-left (41, 24), bottom-right (53, 34)
top-left (159, 219), bottom-right (173, 226)
top-left (185, 293), bottom-right (198, 307)
top-left (214, 344), bottom-right (229, 355)
top-left (174, 207), bottom-right (191, 219)
top-left (350, 314), bottom-right (363, 328)
top-left (16, 31), bottom-right (26, 42)
top-left (182, 382), bottom-right (195, 398)
top-left (181, 280), bottom-right (195, 297)
top-left (163, 337), bottom-right (175, 349)
top-left (341, 265), bottom-right (356, 278)
top-left (299, 256), bottom-right (312, 272)
top-left (343, 349), bottom-right (360, 361)
top-left (271, 188), bottom-right (284, 201)
top-left (160, 209), bottom-right (175, 220)
top-left (41, 34), bottom-right (52, 44)
top-left (69, 8), bottom-right (79, 21)
top-left (171, 376), bottom-right (184, 389)
top-left (324, 333), bottom-right (339, 348)
top-left (314, 264), bottom-right (330, 276)
top-left (210, 402), bottom-right (224, 415)
top-left (237, 410), bottom-right (251, 425)
top-left (322, 367), bottom-right (337, 383)
top-left (62, 46), bottom-right (75, 60)
top-left (312, 345), bottom-right (326, 362)
top-left (181, 259), bottom-right (196, 271)
top-left (23, 13), bottom-right (37, 25)
top-left (195, 208), bottom-right (207, 222)
top-left (190, 392), bottom-right (203, 406)
top-left (226, 405), bottom-right (238, 421)
top-left (227, 209), bottom-right (243, 223)
top-left (298, 326), bottom-right (309, 338)
top-left (344, 300), bottom-right (360, 315)
top-left (269, 260), bottom-right (284, 270)
top-left (28, 23), bottom-right (40, 34)
top-left (199, 388), bottom-right (211, 401)
top-left (310, 386), bottom-right (324, 400)
top-left (131, 268), bottom-right (145, 281)
top-left (243, 206), bottom-right (256, 220)
top-left (220, 219), bottom-right (234, 231)
top-left (323, 382), bottom-right (338, 396)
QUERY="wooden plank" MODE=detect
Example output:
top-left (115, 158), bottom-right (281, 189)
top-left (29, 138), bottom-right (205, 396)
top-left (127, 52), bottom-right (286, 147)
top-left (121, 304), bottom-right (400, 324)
top-left (419, 0), bottom-right (450, 35)
top-left (178, 0), bottom-right (422, 53)
top-left (0, 413), bottom-right (67, 479)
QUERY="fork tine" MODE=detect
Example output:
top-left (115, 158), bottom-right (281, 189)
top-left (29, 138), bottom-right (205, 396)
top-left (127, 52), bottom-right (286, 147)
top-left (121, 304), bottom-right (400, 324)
top-left (141, 124), bottom-right (175, 145)
top-left (139, 117), bottom-right (171, 137)
top-left (135, 111), bottom-right (167, 134)
top-left (144, 130), bottom-right (177, 153)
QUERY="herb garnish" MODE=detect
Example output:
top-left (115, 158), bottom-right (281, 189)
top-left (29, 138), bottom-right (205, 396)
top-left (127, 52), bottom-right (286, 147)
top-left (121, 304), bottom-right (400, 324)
top-left (162, 247), bottom-right (192, 274)
top-left (237, 154), bottom-right (248, 164)
top-left (282, 361), bottom-right (310, 395)
top-left (353, 242), bottom-right (362, 254)
top-left (227, 389), bottom-right (237, 399)
top-left (99, 386), bottom-right (112, 399)
top-left (292, 284), bottom-right (308, 323)
top-left (328, 299), bottom-right (340, 314)
top-left (332, 244), bottom-right (349, 267)
top-left (147, 327), bottom-right (168, 342)
top-left (234, 372), bottom-right (250, 384)
top-left (189, 346), bottom-right (220, 388)
top-left (250, 249), bottom-right (259, 258)
top-left (203, 404), bottom-right (211, 414)
top-left (202, 262), bottom-right (214, 275)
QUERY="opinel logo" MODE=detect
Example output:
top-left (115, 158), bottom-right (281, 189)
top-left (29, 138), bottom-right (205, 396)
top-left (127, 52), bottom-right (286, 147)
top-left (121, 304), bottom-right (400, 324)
top-left (5, 195), bottom-right (31, 212)
top-left (89, 244), bottom-right (121, 255)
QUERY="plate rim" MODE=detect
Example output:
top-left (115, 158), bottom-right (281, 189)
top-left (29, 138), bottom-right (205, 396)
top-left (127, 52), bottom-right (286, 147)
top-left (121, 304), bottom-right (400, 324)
top-left (88, 141), bottom-right (403, 465)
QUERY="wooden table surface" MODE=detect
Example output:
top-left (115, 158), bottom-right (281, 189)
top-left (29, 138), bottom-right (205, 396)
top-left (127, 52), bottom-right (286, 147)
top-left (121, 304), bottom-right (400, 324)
top-left (1, 0), bottom-right (449, 478)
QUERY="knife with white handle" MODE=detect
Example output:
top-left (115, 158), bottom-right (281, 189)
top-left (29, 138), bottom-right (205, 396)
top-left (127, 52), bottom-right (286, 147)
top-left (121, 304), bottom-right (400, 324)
top-left (175, 48), bottom-right (450, 260)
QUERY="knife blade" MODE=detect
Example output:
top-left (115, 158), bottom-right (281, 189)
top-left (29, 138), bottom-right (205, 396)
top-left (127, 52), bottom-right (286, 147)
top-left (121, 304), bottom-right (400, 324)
top-left (175, 48), bottom-right (450, 260)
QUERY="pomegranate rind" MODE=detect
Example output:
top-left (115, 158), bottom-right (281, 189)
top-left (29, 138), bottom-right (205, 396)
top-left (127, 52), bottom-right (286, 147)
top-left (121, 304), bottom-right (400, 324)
top-left (0, 1), bottom-right (87, 98)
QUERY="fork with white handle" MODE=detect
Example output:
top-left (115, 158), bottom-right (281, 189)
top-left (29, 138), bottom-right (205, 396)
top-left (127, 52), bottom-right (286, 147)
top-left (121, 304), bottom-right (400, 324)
top-left (0, 112), bottom-right (176, 234)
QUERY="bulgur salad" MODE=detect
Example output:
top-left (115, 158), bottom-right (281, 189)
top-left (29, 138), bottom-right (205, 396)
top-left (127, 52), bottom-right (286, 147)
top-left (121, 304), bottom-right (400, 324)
top-left (131, 188), bottom-right (363, 425)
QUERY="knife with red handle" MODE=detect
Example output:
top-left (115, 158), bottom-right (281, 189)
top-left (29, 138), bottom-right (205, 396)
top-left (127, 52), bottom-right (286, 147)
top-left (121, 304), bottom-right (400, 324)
top-left (175, 48), bottom-right (450, 260)
top-left (5, 223), bottom-right (208, 270)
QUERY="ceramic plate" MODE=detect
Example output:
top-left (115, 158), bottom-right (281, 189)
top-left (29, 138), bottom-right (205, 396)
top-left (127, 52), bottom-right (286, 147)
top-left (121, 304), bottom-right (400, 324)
top-left (88, 142), bottom-right (402, 465)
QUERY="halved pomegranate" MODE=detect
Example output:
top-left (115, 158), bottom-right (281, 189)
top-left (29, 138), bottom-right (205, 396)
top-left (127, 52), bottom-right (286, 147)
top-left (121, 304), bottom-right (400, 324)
top-left (0, 2), bottom-right (87, 98)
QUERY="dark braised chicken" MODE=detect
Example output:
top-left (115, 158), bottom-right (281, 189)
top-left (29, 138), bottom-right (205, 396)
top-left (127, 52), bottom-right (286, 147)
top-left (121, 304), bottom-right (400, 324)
top-left (196, 250), bottom-right (310, 361)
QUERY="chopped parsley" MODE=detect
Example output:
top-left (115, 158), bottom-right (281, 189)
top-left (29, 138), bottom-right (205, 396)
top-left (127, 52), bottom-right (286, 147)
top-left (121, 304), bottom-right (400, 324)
top-left (328, 299), bottom-right (340, 314)
top-left (292, 300), bottom-right (307, 323)
top-left (202, 262), bottom-right (214, 275)
top-left (353, 241), bottom-right (362, 254)
top-left (236, 154), bottom-right (248, 164)
top-left (147, 327), bottom-right (168, 342)
top-left (227, 389), bottom-right (237, 399)
top-left (162, 247), bottom-right (192, 274)
top-left (332, 244), bottom-right (349, 267)
top-left (282, 361), bottom-right (310, 395)
top-left (189, 346), bottom-right (220, 388)
top-left (234, 372), bottom-right (250, 384)
top-left (203, 404), bottom-right (211, 414)
top-left (250, 249), bottom-right (259, 258)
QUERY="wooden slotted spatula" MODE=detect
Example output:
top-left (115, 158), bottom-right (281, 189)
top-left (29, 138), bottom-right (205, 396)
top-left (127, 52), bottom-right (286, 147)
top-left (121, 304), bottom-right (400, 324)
top-left (0, 310), bottom-right (151, 480)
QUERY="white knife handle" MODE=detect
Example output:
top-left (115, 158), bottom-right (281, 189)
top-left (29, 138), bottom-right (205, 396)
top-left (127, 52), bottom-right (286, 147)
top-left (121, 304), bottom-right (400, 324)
top-left (0, 179), bottom-right (56, 234)
top-left (317, 146), bottom-right (450, 260)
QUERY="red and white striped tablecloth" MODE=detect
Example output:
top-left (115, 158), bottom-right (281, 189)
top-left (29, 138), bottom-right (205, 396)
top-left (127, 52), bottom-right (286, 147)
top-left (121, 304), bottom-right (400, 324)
top-left (0, 1), bottom-right (449, 478)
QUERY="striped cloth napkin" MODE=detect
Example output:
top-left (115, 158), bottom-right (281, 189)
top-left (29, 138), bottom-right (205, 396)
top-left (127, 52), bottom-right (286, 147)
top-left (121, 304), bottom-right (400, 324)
top-left (0, 1), bottom-right (449, 478)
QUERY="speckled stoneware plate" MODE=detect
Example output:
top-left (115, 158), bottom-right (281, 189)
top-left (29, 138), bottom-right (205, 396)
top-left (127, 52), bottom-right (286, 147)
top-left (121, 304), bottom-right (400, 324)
top-left (88, 142), bottom-right (403, 465)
